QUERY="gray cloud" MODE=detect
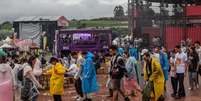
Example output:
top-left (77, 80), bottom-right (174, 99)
top-left (0, 0), bottom-right (126, 22)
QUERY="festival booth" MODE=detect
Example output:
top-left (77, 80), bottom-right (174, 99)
top-left (15, 39), bottom-right (40, 52)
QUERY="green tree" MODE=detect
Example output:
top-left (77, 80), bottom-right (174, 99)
top-left (0, 21), bottom-right (12, 30)
top-left (114, 5), bottom-right (125, 19)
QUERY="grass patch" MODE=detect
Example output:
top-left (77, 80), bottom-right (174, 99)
top-left (69, 20), bottom-right (128, 28)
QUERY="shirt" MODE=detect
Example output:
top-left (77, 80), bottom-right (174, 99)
top-left (23, 63), bottom-right (41, 87)
top-left (196, 46), bottom-right (201, 65)
top-left (175, 52), bottom-right (187, 73)
top-left (170, 57), bottom-right (176, 77)
top-left (23, 63), bottom-right (32, 78)
top-left (110, 55), bottom-right (126, 79)
top-left (153, 53), bottom-right (160, 62)
top-left (13, 64), bottom-right (22, 85)
top-left (33, 58), bottom-right (42, 76)
top-left (74, 56), bottom-right (84, 79)
top-left (67, 64), bottom-right (79, 76)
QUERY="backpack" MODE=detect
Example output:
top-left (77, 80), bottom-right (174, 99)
top-left (17, 68), bottom-right (24, 82)
top-left (94, 57), bottom-right (101, 70)
top-left (110, 55), bottom-right (126, 79)
top-left (17, 65), bottom-right (24, 82)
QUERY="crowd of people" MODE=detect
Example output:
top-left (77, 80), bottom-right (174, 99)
top-left (0, 41), bottom-right (201, 101)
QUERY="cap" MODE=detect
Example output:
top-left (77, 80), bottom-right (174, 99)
top-left (141, 49), bottom-right (149, 55)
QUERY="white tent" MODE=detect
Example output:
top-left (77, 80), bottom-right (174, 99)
top-left (0, 43), bottom-right (13, 48)
top-left (3, 37), bottom-right (12, 44)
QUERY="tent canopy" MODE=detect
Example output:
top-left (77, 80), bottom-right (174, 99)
top-left (0, 43), bottom-right (14, 48)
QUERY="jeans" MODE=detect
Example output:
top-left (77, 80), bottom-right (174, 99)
top-left (32, 95), bottom-right (38, 101)
top-left (196, 71), bottom-right (199, 86)
top-left (171, 77), bottom-right (177, 95)
top-left (53, 95), bottom-right (62, 101)
top-left (75, 78), bottom-right (83, 97)
top-left (189, 72), bottom-right (197, 88)
top-left (176, 73), bottom-right (185, 96)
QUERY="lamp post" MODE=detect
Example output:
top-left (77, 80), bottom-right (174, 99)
top-left (160, 0), bottom-right (165, 46)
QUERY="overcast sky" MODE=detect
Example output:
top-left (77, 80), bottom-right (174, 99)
top-left (0, 0), bottom-right (127, 23)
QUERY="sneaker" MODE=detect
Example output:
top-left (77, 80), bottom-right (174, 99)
top-left (180, 94), bottom-right (186, 97)
top-left (106, 95), bottom-right (113, 98)
top-left (196, 85), bottom-right (199, 89)
top-left (175, 95), bottom-right (181, 99)
top-left (171, 93), bottom-right (176, 97)
top-left (87, 99), bottom-right (92, 101)
top-left (83, 98), bottom-right (92, 101)
top-left (76, 97), bottom-right (83, 101)
top-left (188, 88), bottom-right (192, 90)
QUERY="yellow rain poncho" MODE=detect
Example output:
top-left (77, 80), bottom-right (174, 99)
top-left (47, 63), bottom-right (66, 95)
top-left (143, 58), bottom-right (165, 101)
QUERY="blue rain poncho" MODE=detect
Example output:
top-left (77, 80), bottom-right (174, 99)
top-left (129, 48), bottom-right (139, 60)
top-left (81, 52), bottom-right (99, 94)
top-left (125, 48), bottom-right (141, 84)
top-left (117, 48), bottom-right (124, 56)
top-left (159, 51), bottom-right (169, 80)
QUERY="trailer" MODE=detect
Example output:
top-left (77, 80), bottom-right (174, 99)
top-left (56, 29), bottom-right (112, 57)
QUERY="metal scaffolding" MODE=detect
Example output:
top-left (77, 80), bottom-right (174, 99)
top-left (128, 0), bottom-right (201, 48)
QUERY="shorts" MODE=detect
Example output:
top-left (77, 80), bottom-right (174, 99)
top-left (111, 79), bottom-right (121, 90)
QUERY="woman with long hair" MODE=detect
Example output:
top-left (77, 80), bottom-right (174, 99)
top-left (21, 56), bottom-right (42, 101)
top-left (187, 46), bottom-right (199, 90)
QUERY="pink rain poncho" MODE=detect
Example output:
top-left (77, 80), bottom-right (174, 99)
top-left (0, 63), bottom-right (15, 101)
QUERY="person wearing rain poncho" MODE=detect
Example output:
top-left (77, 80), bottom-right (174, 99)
top-left (46, 57), bottom-right (66, 101)
top-left (153, 46), bottom-right (169, 81)
top-left (124, 48), bottom-right (142, 97)
top-left (0, 49), bottom-right (16, 101)
top-left (142, 50), bottom-right (165, 101)
top-left (117, 48), bottom-right (125, 58)
top-left (80, 52), bottom-right (99, 101)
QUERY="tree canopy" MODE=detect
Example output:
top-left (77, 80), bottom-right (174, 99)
top-left (0, 21), bottom-right (12, 30)
top-left (114, 5), bottom-right (125, 19)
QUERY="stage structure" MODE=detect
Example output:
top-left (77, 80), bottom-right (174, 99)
top-left (128, 0), bottom-right (201, 49)
top-left (13, 16), bottom-right (69, 51)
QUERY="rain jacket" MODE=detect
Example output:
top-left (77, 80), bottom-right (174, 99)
top-left (129, 48), bottom-right (139, 60)
top-left (160, 52), bottom-right (169, 80)
top-left (47, 63), bottom-right (65, 95)
top-left (81, 52), bottom-right (99, 94)
top-left (154, 52), bottom-right (169, 81)
top-left (0, 63), bottom-right (15, 101)
top-left (126, 48), bottom-right (141, 84)
top-left (143, 58), bottom-right (165, 101)
top-left (117, 48), bottom-right (124, 56)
